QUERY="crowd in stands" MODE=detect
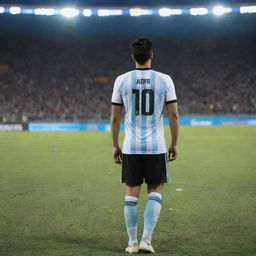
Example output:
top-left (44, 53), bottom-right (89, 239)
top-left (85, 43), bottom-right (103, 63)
top-left (0, 35), bottom-right (255, 122)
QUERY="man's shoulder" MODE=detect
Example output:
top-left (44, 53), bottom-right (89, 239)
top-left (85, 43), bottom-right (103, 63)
top-left (115, 70), bottom-right (134, 81)
top-left (153, 70), bottom-right (173, 81)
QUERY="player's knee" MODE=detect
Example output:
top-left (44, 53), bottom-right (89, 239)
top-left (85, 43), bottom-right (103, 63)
top-left (125, 184), bottom-right (141, 197)
top-left (147, 183), bottom-right (164, 194)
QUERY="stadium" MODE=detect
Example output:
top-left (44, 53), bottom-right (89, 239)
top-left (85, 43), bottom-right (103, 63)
top-left (0, 0), bottom-right (255, 255)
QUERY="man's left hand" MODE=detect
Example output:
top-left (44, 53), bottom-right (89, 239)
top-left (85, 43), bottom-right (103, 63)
top-left (113, 145), bottom-right (122, 164)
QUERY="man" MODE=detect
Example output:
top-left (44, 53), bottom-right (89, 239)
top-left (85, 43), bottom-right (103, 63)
top-left (110, 38), bottom-right (179, 254)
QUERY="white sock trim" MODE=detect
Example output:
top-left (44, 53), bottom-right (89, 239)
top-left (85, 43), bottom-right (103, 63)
top-left (148, 192), bottom-right (162, 199)
top-left (125, 196), bottom-right (138, 202)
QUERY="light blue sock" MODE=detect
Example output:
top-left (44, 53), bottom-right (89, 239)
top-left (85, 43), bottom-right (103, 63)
top-left (124, 196), bottom-right (138, 245)
top-left (142, 192), bottom-right (162, 243)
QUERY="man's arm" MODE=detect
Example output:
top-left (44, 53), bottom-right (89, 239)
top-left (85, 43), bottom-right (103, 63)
top-left (166, 102), bottom-right (179, 161)
top-left (110, 104), bottom-right (123, 164)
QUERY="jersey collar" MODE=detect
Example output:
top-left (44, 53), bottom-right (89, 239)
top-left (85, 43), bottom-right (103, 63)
top-left (136, 68), bottom-right (151, 70)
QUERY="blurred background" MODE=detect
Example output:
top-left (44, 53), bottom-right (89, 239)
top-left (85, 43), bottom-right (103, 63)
top-left (0, 0), bottom-right (255, 126)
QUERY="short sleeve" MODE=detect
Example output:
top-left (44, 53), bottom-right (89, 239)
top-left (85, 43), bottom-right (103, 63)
top-left (165, 76), bottom-right (177, 104)
top-left (111, 76), bottom-right (123, 106)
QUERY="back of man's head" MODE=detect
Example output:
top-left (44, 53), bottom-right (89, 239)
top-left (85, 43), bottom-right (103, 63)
top-left (131, 38), bottom-right (153, 65)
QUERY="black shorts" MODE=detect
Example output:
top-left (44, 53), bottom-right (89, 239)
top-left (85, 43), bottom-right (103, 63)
top-left (122, 154), bottom-right (168, 186)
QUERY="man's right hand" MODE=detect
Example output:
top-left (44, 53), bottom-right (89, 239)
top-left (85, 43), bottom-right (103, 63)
top-left (168, 144), bottom-right (178, 161)
top-left (113, 145), bottom-right (122, 164)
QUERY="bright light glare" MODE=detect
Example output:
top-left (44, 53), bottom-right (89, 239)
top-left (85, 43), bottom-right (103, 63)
top-left (34, 8), bottom-right (55, 15)
top-left (140, 9), bottom-right (153, 15)
top-left (130, 8), bottom-right (152, 16)
top-left (97, 9), bottom-right (123, 16)
top-left (240, 5), bottom-right (256, 13)
top-left (190, 8), bottom-right (208, 15)
top-left (159, 8), bottom-right (171, 16)
top-left (2, 4), bottom-right (256, 17)
top-left (212, 5), bottom-right (232, 15)
top-left (83, 9), bottom-right (92, 16)
top-left (10, 6), bottom-right (21, 15)
top-left (60, 8), bottom-right (79, 18)
top-left (158, 8), bottom-right (182, 16)
top-left (129, 8), bottom-right (140, 16)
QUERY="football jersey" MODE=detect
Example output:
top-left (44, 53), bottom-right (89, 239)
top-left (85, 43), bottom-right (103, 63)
top-left (111, 68), bottom-right (177, 154)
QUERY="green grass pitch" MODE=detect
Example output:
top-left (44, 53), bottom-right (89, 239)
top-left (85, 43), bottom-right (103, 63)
top-left (0, 127), bottom-right (256, 256)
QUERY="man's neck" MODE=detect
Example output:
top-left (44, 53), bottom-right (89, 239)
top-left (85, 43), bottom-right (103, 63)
top-left (135, 60), bottom-right (151, 69)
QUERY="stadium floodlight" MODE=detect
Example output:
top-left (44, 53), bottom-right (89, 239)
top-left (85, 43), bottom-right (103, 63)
top-left (240, 5), bottom-right (256, 13)
top-left (34, 8), bottom-right (55, 16)
top-left (158, 8), bottom-right (182, 16)
top-left (190, 8), bottom-right (208, 15)
top-left (212, 5), bottom-right (232, 15)
top-left (60, 8), bottom-right (79, 18)
top-left (0, 7), bottom-right (4, 14)
top-left (159, 8), bottom-right (171, 16)
top-left (83, 9), bottom-right (92, 17)
top-left (34, 9), bottom-right (41, 15)
top-left (129, 8), bottom-right (153, 16)
top-left (10, 6), bottom-right (21, 15)
top-left (97, 9), bottom-right (123, 16)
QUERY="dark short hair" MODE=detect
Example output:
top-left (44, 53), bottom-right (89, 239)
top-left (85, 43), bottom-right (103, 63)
top-left (131, 38), bottom-right (153, 65)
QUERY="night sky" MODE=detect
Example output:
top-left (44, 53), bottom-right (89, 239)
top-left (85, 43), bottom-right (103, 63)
top-left (0, 0), bottom-right (255, 37)
top-left (0, 0), bottom-right (256, 6)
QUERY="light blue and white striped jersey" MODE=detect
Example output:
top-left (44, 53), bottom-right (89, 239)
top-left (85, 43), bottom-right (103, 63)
top-left (111, 68), bottom-right (177, 154)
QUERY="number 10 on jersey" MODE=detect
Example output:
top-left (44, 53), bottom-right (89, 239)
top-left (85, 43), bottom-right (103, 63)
top-left (132, 89), bottom-right (154, 116)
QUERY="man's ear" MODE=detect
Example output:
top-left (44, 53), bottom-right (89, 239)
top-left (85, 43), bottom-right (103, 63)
top-left (132, 54), bottom-right (135, 61)
top-left (150, 52), bottom-right (153, 60)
